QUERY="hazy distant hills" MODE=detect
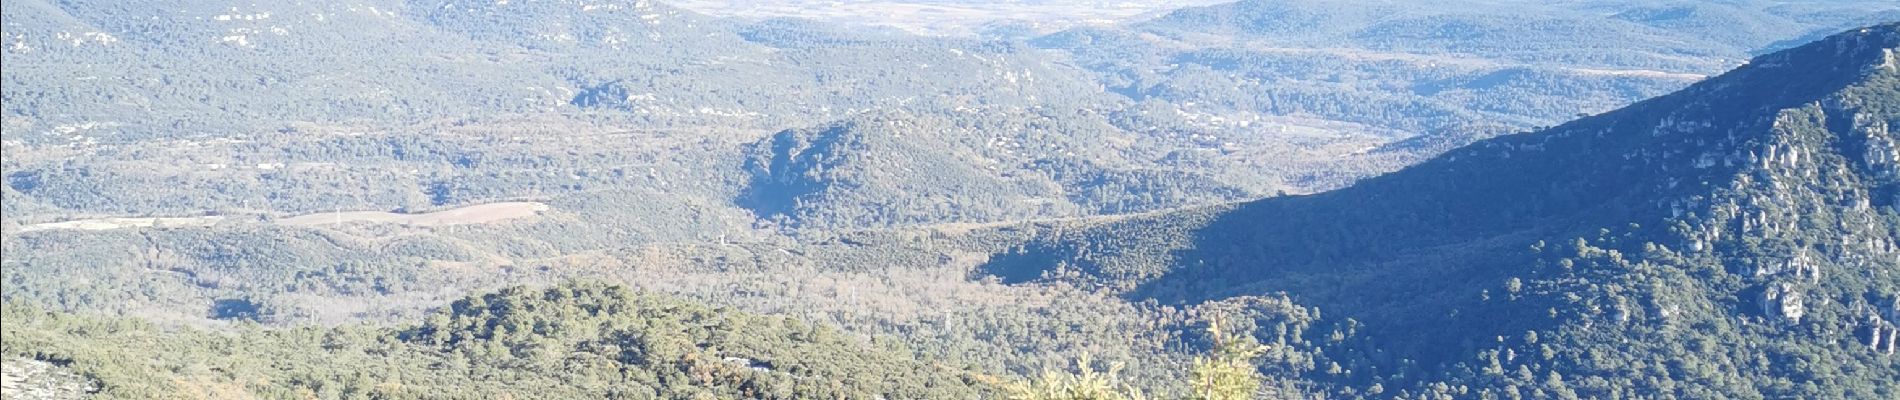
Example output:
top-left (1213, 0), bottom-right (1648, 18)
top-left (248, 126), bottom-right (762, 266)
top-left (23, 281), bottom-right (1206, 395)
top-left (5, 0), bottom-right (1894, 229)
top-left (1140, 0), bottom-right (1894, 66)
top-left (9, 0), bottom-right (1888, 142)
top-left (1, 0), bottom-right (551, 134)
top-left (7, 0), bottom-right (1896, 230)
top-left (1, 0), bottom-right (1108, 142)
top-left (1044, 0), bottom-right (1900, 155)
top-left (719, 0), bottom-right (1900, 229)
top-left (989, 23), bottom-right (1900, 398)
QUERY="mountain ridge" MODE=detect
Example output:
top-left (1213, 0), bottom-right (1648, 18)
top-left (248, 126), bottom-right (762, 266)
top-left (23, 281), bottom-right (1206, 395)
top-left (981, 22), bottom-right (1900, 399)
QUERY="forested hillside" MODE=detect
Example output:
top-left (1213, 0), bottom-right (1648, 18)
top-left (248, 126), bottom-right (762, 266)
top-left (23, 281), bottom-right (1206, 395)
top-left (2, 282), bottom-right (986, 399)
top-left (737, 107), bottom-right (1268, 229)
top-left (987, 23), bottom-right (1900, 399)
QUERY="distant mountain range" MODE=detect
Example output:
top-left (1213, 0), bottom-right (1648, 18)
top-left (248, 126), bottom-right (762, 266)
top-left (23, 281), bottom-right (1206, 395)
top-left (987, 22), bottom-right (1900, 398)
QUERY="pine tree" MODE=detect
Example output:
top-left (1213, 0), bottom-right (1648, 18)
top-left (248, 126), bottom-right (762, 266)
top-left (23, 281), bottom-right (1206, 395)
top-left (1189, 317), bottom-right (1267, 400)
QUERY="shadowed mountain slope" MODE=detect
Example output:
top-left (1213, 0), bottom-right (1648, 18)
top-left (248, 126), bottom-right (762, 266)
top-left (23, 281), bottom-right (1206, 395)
top-left (986, 23), bottom-right (1900, 399)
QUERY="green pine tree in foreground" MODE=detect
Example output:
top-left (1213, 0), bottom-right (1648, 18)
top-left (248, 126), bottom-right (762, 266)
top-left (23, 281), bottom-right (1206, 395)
top-left (1003, 317), bottom-right (1268, 400)
top-left (1188, 318), bottom-right (1268, 400)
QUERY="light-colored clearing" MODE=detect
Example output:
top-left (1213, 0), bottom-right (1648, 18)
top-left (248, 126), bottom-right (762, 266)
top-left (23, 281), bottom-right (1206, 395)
top-left (1567, 67), bottom-right (1706, 81)
top-left (278, 202), bottom-right (550, 227)
top-left (18, 216), bottom-right (224, 232)
top-left (17, 202), bottom-right (550, 232)
top-left (670, 0), bottom-right (1231, 36)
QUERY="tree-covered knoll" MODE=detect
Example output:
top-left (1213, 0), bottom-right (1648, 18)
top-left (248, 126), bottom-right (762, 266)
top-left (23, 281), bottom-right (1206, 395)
top-left (737, 107), bottom-right (1264, 230)
top-left (0, 282), bottom-right (988, 399)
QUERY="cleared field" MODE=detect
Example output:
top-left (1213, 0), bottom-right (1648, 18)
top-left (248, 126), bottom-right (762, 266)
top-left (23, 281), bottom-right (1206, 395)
top-left (17, 216), bottom-right (224, 232)
top-left (18, 202), bottom-right (550, 232)
top-left (278, 202), bottom-right (551, 227)
top-left (671, 0), bottom-right (1230, 36)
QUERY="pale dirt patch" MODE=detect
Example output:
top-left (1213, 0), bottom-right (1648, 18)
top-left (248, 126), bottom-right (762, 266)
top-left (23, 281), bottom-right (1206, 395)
top-left (2, 357), bottom-right (98, 400)
top-left (1567, 67), bottom-right (1706, 80)
top-left (17, 216), bottom-right (224, 232)
top-left (18, 202), bottom-right (549, 232)
top-left (278, 202), bottom-right (551, 227)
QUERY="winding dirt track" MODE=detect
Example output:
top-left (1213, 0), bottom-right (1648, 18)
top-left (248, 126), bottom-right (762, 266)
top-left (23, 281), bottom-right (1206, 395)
top-left (19, 202), bottom-right (550, 232)
top-left (278, 202), bottom-right (551, 227)
top-left (17, 216), bottom-right (224, 232)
